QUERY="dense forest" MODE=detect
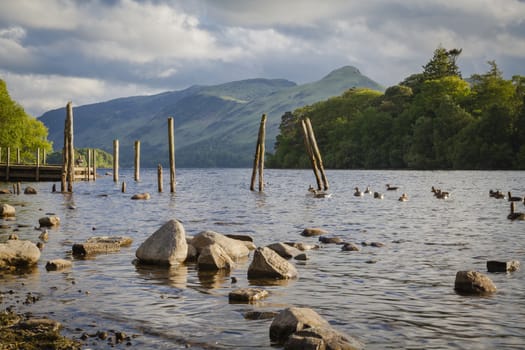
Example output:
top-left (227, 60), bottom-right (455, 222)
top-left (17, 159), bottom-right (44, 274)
top-left (267, 47), bottom-right (525, 170)
top-left (0, 80), bottom-right (52, 162)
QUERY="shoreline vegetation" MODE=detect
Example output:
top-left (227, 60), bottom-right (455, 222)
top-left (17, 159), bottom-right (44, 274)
top-left (268, 47), bottom-right (525, 170)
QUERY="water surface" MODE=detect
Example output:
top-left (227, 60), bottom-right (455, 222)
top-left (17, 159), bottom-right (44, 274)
top-left (1, 169), bottom-right (524, 349)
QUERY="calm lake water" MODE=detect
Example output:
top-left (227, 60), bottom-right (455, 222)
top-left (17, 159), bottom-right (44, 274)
top-left (1, 168), bottom-right (524, 349)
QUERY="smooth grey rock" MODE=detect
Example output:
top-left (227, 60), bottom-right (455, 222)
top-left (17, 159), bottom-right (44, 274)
top-left (191, 230), bottom-right (249, 260)
top-left (135, 220), bottom-right (188, 266)
top-left (198, 243), bottom-right (235, 270)
top-left (248, 247), bottom-right (297, 279)
top-left (0, 240), bottom-right (41, 268)
top-left (285, 326), bottom-right (364, 350)
top-left (454, 270), bottom-right (497, 294)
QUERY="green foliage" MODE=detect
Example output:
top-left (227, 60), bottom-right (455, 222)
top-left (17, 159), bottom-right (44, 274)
top-left (0, 80), bottom-right (52, 162)
top-left (269, 49), bottom-right (524, 170)
top-left (46, 148), bottom-right (113, 168)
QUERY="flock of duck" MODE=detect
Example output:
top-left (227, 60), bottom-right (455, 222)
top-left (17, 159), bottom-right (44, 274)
top-left (309, 183), bottom-right (525, 221)
top-left (491, 190), bottom-right (525, 221)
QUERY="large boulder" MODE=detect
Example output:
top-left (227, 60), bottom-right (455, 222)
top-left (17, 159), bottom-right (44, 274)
top-left (454, 270), bottom-right (497, 294)
top-left (0, 240), bottom-right (41, 269)
top-left (197, 243), bottom-right (235, 270)
top-left (248, 247), bottom-right (297, 279)
top-left (135, 220), bottom-right (188, 266)
top-left (0, 203), bottom-right (15, 217)
top-left (191, 230), bottom-right (250, 260)
top-left (270, 307), bottom-right (330, 344)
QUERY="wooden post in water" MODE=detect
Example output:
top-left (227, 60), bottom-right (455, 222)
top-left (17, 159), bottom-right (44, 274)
top-left (168, 117), bottom-right (176, 193)
top-left (305, 118), bottom-right (329, 191)
top-left (134, 140), bottom-right (140, 182)
top-left (87, 149), bottom-right (92, 181)
top-left (301, 118), bottom-right (322, 191)
top-left (250, 114), bottom-right (266, 191)
top-left (5, 147), bottom-right (10, 181)
top-left (113, 139), bottom-right (119, 183)
top-left (36, 148), bottom-right (40, 181)
top-left (92, 148), bottom-right (96, 181)
top-left (157, 164), bottom-right (163, 192)
top-left (0, 147), bottom-right (2, 164)
top-left (121, 181), bottom-right (126, 193)
top-left (16, 182), bottom-right (20, 195)
top-left (66, 102), bottom-right (74, 192)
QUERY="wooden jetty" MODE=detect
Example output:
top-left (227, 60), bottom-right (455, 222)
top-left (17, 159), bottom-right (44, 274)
top-left (0, 163), bottom-right (95, 182)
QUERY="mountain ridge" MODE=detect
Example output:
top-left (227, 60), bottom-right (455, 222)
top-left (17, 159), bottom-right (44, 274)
top-left (39, 66), bottom-right (383, 167)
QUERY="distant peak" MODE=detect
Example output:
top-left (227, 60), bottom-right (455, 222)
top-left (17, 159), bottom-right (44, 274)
top-left (321, 66), bottom-right (362, 80)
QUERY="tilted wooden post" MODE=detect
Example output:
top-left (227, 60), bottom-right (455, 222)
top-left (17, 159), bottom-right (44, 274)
top-left (305, 118), bottom-right (329, 191)
top-left (113, 139), bottom-right (119, 183)
top-left (250, 114), bottom-right (267, 191)
top-left (168, 117), bottom-right (176, 193)
top-left (301, 118), bottom-right (322, 191)
top-left (157, 164), bottom-right (163, 193)
top-left (134, 140), bottom-right (140, 182)
top-left (66, 102), bottom-right (74, 192)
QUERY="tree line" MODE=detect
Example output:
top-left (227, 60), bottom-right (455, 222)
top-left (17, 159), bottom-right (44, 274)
top-left (0, 80), bottom-right (52, 163)
top-left (267, 47), bottom-right (525, 170)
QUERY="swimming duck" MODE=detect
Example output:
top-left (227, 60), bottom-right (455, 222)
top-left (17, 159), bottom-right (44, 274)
top-left (507, 202), bottom-right (525, 220)
top-left (313, 190), bottom-right (331, 198)
top-left (489, 190), bottom-right (505, 199)
top-left (353, 187), bottom-right (364, 197)
top-left (364, 186), bottom-right (372, 194)
top-left (507, 192), bottom-right (522, 202)
top-left (398, 193), bottom-right (408, 201)
top-left (373, 192), bottom-right (384, 199)
top-left (386, 184), bottom-right (398, 191)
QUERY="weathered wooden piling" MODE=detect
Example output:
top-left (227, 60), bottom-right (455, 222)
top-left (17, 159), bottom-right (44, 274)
top-left (300, 119), bottom-right (322, 191)
top-left (92, 148), bottom-right (96, 181)
top-left (5, 147), bottom-right (10, 181)
top-left (36, 148), bottom-right (40, 181)
top-left (66, 102), bottom-right (74, 192)
top-left (113, 139), bottom-right (119, 183)
top-left (168, 117), bottom-right (176, 193)
top-left (157, 164), bottom-right (163, 193)
top-left (16, 148), bottom-right (20, 164)
top-left (134, 140), bottom-right (140, 182)
top-left (121, 181), bottom-right (126, 193)
top-left (86, 149), bottom-right (92, 181)
top-left (304, 118), bottom-right (329, 191)
top-left (250, 114), bottom-right (267, 192)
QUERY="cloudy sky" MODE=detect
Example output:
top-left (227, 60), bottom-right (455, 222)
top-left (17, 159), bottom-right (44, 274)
top-left (1, 0), bottom-right (524, 117)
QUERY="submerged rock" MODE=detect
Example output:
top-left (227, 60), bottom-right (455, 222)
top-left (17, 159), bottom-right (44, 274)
top-left (38, 216), bottom-right (60, 227)
top-left (0, 240), bottom-right (41, 269)
top-left (285, 326), bottom-right (363, 350)
top-left (229, 288), bottom-right (269, 302)
top-left (131, 192), bottom-right (150, 200)
top-left (301, 228), bottom-right (327, 237)
top-left (486, 260), bottom-right (520, 273)
top-left (135, 220), bottom-right (188, 266)
top-left (454, 270), bottom-right (497, 295)
top-left (0, 203), bottom-right (16, 217)
top-left (45, 259), bottom-right (72, 271)
top-left (23, 186), bottom-right (37, 195)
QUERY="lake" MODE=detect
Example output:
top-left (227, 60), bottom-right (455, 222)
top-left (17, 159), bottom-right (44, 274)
top-left (1, 168), bottom-right (524, 349)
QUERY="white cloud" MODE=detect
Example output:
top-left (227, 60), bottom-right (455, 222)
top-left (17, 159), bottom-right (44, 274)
top-left (0, 0), bottom-right (79, 30)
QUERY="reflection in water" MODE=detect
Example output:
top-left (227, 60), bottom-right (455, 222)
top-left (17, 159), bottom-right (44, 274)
top-left (197, 268), bottom-right (230, 290)
top-left (134, 263), bottom-right (188, 289)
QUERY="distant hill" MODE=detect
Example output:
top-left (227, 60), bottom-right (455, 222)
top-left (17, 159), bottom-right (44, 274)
top-left (39, 66), bottom-right (383, 167)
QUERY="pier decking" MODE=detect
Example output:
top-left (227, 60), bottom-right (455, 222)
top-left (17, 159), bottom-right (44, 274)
top-left (0, 164), bottom-right (95, 182)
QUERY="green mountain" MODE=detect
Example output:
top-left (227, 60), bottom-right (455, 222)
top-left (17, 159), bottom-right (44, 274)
top-left (39, 66), bottom-right (383, 167)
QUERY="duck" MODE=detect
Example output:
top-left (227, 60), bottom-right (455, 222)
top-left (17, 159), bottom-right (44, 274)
top-left (386, 184), bottom-right (398, 191)
top-left (398, 193), bottom-right (408, 202)
top-left (373, 192), bottom-right (384, 199)
top-left (433, 188), bottom-right (449, 199)
top-left (364, 186), bottom-right (372, 194)
top-left (353, 187), bottom-right (364, 197)
top-left (507, 192), bottom-right (522, 202)
top-left (308, 185), bottom-right (316, 193)
top-left (313, 190), bottom-right (331, 198)
top-left (489, 189), bottom-right (505, 199)
top-left (507, 202), bottom-right (525, 220)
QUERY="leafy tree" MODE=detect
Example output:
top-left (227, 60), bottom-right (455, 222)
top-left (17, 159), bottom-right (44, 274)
top-left (0, 79), bottom-right (52, 162)
top-left (422, 46), bottom-right (462, 81)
